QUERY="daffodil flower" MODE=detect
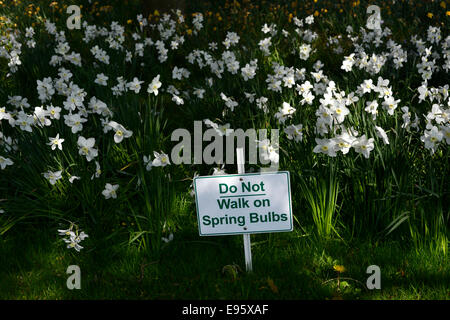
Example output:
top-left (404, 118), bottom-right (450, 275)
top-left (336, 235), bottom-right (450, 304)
top-left (47, 134), bottom-right (64, 151)
top-left (107, 121), bottom-right (133, 143)
top-left (0, 156), bottom-right (13, 170)
top-left (102, 183), bottom-right (119, 199)
top-left (77, 136), bottom-right (98, 162)
top-left (152, 151), bottom-right (170, 167)
top-left (147, 75), bottom-right (162, 96)
top-left (43, 170), bottom-right (62, 185)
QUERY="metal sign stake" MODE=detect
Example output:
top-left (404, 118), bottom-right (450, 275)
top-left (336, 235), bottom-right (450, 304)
top-left (236, 147), bottom-right (252, 272)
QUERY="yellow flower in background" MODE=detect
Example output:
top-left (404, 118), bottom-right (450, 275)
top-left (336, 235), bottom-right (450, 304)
top-left (447, 11), bottom-right (450, 16)
top-left (186, 29), bottom-right (192, 35)
top-left (153, 9), bottom-right (159, 16)
top-left (127, 19), bottom-right (132, 24)
top-left (333, 265), bottom-right (346, 273)
top-left (314, 10), bottom-right (319, 17)
top-left (427, 12), bottom-right (433, 18)
top-left (440, 1), bottom-right (446, 9)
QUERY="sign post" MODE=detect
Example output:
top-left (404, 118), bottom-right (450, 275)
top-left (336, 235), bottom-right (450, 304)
top-left (237, 148), bottom-right (253, 272)
top-left (193, 150), bottom-right (293, 273)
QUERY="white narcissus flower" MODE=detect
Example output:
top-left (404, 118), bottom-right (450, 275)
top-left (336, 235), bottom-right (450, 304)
top-left (127, 77), bottom-right (144, 93)
top-left (59, 223), bottom-right (88, 252)
top-left (47, 134), bottom-right (65, 150)
top-left (208, 42), bottom-right (217, 50)
top-left (300, 91), bottom-right (315, 105)
top-left (0, 156), bottom-right (14, 170)
top-left (147, 75), bottom-right (161, 96)
top-left (69, 175), bottom-right (80, 183)
top-left (58, 226), bottom-right (74, 237)
top-left (63, 93), bottom-right (83, 112)
top-left (421, 126), bottom-right (443, 154)
top-left (107, 121), bottom-right (133, 143)
top-left (88, 97), bottom-right (108, 115)
top-left (441, 125), bottom-right (450, 145)
top-left (305, 15), bottom-right (314, 24)
top-left (77, 136), bottom-right (98, 162)
top-left (204, 119), bottom-right (219, 130)
top-left (220, 93), bottom-right (238, 111)
top-left (257, 139), bottom-right (279, 163)
top-left (331, 104), bottom-right (350, 124)
top-left (244, 92), bottom-right (256, 103)
top-left (74, 231), bottom-right (89, 242)
top-left (365, 100), bottom-right (379, 118)
top-left (299, 43), bottom-right (312, 60)
top-left (213, 164), bottom-right (226, 175)
top-left (63, 235), bottom-right (84, 252)
top-left (172, 94), bottom-right (184, 105)
top-left (284, 124), bottom-right (303, 142)
top-left (143, 155), bottom-right (153, 171)
top-left (90, 161), bottom-right (102, 180)
top-left (341, 54), bottom-right (355, 72)
top-left (152, 151), bottom-right (171, 167)
top-left (313, 138), bottom-right (337, 157)
top-left (361, 79), bottom-right (374, 94)
top-left (193, 88), bottom-right (205, 99)
top-left (172, 66), bottom-right (183, 80)
top-left (47, 105), bottom-right (62, 120)
top-left (375, 126), bottom-right (390, 145)
top-left (241, 63), bottom-right (257, 81)
top-left (64, 113), bottom-right (87, 134)
top-left (43, 170), bottom-right (63, 185)
top-left (223, 31), bottom-right (240, 49)
top-left (102, 183), bottom-right (119, 199)
top-left (298, 80), bottom-right (313, 94)
top-left (0, 106), bottom-right (13, 122)
top-left (95, 73), bottom-right (109, 86)
top-left (204, 119), bottom-right (234, 136)
top-left (215, 124), bottom-right (233, 137)
top-left (33, 106), bottom-right (51, 127)
top-left (275, 102), bottom-right (296, 124)
top-left (333, 132), bottom-right (356, 155)
top-left (382, 96), bottom-right (400, 115)
top-left (426, 104), bottom-right (445, 124)
top-left (161, 233), bottom-right (174, 243)
top-left (256, 96), bottom-right (269, 113)
top-left (16, 112), bottom-right (34, 132)
top-left (353, 135), bottom-right (375, 159)
top-left (267, 144), bottom-right (279, 163)
top-left (261, 23), bottom-right (271, 34)
top-left (259, 37), bottom-right (272, 56)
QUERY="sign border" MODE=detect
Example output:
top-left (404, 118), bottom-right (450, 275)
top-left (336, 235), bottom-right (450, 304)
top-left (193, 171), bottom-right (293, 236)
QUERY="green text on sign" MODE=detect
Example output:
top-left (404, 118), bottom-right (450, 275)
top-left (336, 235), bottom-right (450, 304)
top-left (193, 171), bottom-right (293, 236)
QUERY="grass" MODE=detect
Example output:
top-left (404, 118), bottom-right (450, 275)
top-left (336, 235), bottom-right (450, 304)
top-left (1, 208), bottom-right (449, 300)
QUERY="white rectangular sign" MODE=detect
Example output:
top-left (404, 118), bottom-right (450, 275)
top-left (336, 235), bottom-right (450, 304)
top-left (194, 171), bottom-right (293, 236)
